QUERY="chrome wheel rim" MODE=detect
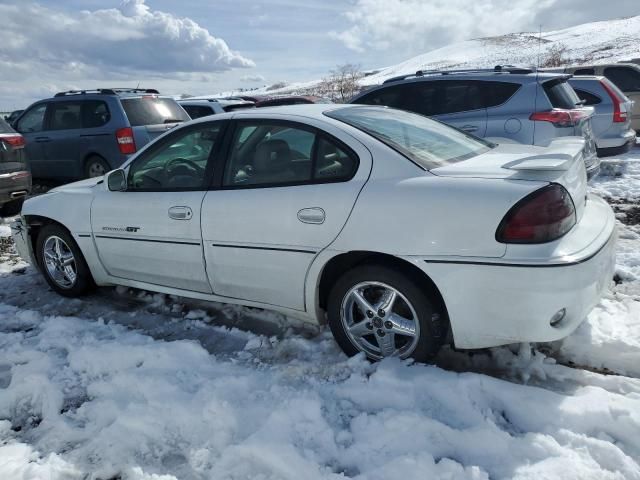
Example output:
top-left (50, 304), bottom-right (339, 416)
top-left (43, 236), bottom-right (77, 289)
top-left (88, 162), bottom-right (106, 177)
top-left (340, 281), bottom-right (420, 359)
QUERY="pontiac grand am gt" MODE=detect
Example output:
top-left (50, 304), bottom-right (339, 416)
top-left (11, 105), bottom-right (616, 362)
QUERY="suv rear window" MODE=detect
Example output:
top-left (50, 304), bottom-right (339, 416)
top-left (543, 79), bottom-right (580, 109)
top-left (0, 117), bottom-right (14, 133)
top-left (121, 97), bottom-right (189, 126)
top-left (326, 106), bottom-right (493, 170)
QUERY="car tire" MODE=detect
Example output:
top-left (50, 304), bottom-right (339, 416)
top-left (35, 224), bottom-right (95, 297)
top-left (0, 198), bottom-right (24, 218)
top-left (327, 264), bottom-right (445, 363)
top-left (84, 156), bottom-right (110, 178)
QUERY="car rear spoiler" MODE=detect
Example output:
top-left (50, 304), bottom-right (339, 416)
top-left (501, 137), bottom-right (585, 171)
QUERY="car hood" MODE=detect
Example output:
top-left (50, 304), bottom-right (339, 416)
top-left (49, 176), bottom-right (103, 194)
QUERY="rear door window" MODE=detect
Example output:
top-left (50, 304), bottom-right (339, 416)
top-left (603, 66), bottom-right (640, 92)
top-left (438, 81), bottom-right (484, 115)
top-left (121, 97), bottom-right (190, 126)
top-left (48, 102), bottom-right (83, 130)
top-left (573, 89), bottom-right (601, 105)
top-left (573, 68), bottom-right (595, 76)
top-left (543, 79), bottom-right (580, 109)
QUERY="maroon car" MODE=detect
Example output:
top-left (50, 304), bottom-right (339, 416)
top-left (254, 95), bottom-right (332, 108)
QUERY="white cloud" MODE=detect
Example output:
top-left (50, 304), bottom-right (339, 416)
top-left (331, 0), bottom-right (560, 53)
top-left (240, 74), bottom-right (266, 82)
top-left (0, 0), bottom-right (255, 108)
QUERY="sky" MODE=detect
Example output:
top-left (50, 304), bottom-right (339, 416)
top-left (0, 0), bottom-right (639, 110)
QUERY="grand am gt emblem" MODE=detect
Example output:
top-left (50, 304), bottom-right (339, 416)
top-left (102, 226), bottom-right (141, 233)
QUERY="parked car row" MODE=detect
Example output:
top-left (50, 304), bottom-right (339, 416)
top-left (350, 65), bottom-right (636, 177)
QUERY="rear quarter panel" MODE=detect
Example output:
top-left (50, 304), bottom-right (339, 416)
top-left (330, 156), bottom-right (545, 258)
top-left (485, 81), bottom-right (536, 145)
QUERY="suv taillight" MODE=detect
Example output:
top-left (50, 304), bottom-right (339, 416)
top-left (600, 79), bottom-right (627, 123)
top-left (496, 184), bottom-right (576, 244)
top-left (1, 135), bottom-right (25, 148)
top-left (529, 109), bottom-right (589, 128)
top-left (115, 127), bottom-right (136, 154)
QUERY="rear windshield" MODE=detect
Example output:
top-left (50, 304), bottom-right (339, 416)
top-left (121, 97), bottom-right (189, 126)
top-left (0, 117), bottom-right (14, 133)
top-left (325, 106), bottom-right (493, 170)
top-left (543, 79), bottom-right (580, 109)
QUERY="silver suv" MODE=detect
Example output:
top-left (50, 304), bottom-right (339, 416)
top-left (350, 66), bottom-right (599, 178)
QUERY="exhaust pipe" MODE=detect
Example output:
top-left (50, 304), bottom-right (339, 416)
top-left (10, 190), bottom-right (28, 199)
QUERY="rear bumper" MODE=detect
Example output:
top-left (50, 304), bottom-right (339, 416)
top-left (0, 171), bottom-right (31, 205)
top-left (410, 194), bottom-right (616, 349)
top-left (597, 131), bottom-right (636, 157)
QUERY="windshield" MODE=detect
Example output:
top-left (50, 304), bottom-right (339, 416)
top-left (325, 106), bottom-right (493, 170)
top-left (121, 97), bottom-right (190, 126)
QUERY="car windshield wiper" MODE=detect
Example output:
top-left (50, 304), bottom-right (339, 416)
top-left (163, 118), bottom-right (183, 124)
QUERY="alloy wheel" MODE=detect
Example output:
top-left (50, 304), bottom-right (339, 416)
top-left (340, 281), bottom-right (420, 359)
top-left (42, 236), bottom-right (77, 289)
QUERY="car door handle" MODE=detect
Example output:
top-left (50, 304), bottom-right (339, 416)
top-left (168, 206), bottom-right (193, 220)
top-left (297, 207), bottom-right (325, 224)
top-left (34, 136), bottom-right (51, 143)
top-left (461, 125), bottom-right (479, 132)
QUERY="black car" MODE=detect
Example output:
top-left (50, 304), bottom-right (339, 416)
top-left (0, 117), bottom-right (31, 217)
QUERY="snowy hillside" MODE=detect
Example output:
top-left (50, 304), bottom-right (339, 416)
top-left (362, 15), bottom-right (640, 86)
top-left (224, 15), bottom-right (640, 98)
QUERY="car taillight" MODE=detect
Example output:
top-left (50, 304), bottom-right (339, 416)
top-left (115, 127), bottom-right (136, 154)
top-left (529, 108), bottom-right (590, 128)
top-left (1, 135), bottom-right (25, 148)
top-left (496, 184), bottom-right (576, 244)
top-left (600, 80), bottom-right (627, 123)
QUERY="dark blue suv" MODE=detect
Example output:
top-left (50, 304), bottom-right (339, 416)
top-left (12, 88), bottom-right (189, 180)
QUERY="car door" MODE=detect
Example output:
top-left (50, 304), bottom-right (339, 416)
top-left (201, 117), bottom-right (372, 311)
top-left (91, 120), bottom-right (225, 293)
top-left (431, 80), bottom-right (488, 137)
top-left (13, 102), bottom-right (48, 177)
top-left (603, 66), bottom-right (640, 131)
top-left (42, 100), bottom-right (83, 179)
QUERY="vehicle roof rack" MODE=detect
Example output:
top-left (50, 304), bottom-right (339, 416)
top-left (382, 65), bottom-right (536, 84)
top-left (54, 88), bottom-right (160, 97)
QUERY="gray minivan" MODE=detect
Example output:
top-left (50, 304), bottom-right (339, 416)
top-left (350, 67), bottom-right (600, 178)
top-left (13, 88), bottom-right (189, 180)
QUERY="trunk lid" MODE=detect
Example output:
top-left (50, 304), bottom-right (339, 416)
top-left (431, 137), bottom-right (588, 220)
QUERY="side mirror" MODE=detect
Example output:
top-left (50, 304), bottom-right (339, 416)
top-left (107, 169), bottom-right (127, 192)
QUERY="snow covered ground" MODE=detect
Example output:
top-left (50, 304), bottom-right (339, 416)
top-left (1, 148), bottom-right (640, 479)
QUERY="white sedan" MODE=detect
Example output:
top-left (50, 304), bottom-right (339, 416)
top-left (11, 105), bottom-right (616, 362)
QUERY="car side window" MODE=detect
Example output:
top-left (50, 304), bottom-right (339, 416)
top-left (48, 102), bottom-right (83, 130)
top-left (574, 89), bottom-right (602, 106)
top-left (574, 68), bottom-right (595, 76)
top-left (182, 105), bottom-right (214, 119)
top-left (358, 83), bottom-right (440, 116)
top-left (603, 67), bottom-right (640, 92)
top-left (82, 101), bottom-right (111, 128)
top-left (438, 81), bottom-right (484, 115)
top-left (16, 104), bottom-right (47, 133)
top-left (223, 122), bottom-right (358, 187)
top-left (224, 123), bottom-right (314, 187)
top-left (127, 123), bottom-right (220, 190)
